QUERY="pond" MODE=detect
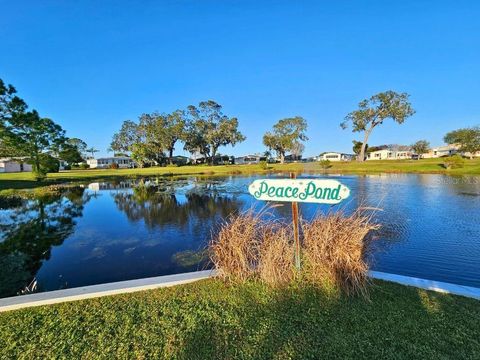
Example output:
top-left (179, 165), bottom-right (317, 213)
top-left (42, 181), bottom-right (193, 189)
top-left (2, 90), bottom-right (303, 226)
top-left (1, 173), bottom-right (480, 298)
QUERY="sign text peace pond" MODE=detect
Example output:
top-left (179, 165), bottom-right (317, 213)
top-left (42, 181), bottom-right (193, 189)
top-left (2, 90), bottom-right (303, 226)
top-left (248, 179), bottom-right (351, 204)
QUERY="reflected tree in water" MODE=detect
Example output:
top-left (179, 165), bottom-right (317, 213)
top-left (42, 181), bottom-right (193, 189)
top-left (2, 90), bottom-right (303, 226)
top-left (112, 180), bottom-right (243, 234)
top-left (0, 187), bottom-right (91, 297)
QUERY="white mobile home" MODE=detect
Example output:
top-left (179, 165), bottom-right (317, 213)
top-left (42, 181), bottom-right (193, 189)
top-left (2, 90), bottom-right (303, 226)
top-left (318, 152), bottom-right (354, 162)
top-left (0, 158), bottom-right (32, 173)
top-left (87, 156), bottom-right (135, 169)
top-left (367, 150), bottom-right (413, 160)
top-left (235, 155), bottom-right (267, 165)
top-left (423, 145), bottom-right (458, 158)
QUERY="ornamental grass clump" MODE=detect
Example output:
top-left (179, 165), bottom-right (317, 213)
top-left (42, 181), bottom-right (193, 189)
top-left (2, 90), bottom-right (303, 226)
top-left (210, 210), bottom-right (261, 282)
top-left (210, 209), bottom-right (295, 285)
top-left (210, 208), bottom-right (379, 296)
top-left (257, 224), bottom-right (296, 286)
top-left (301, 211), bottom-right (380, 296)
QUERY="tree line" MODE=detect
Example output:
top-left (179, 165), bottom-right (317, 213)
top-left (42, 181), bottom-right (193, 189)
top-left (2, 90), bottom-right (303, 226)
top-left (2, 76), bottom-right (478, 177)
top-left (0, 78), bottom-right (94, 179)
top-left (110, 101), bottom-right (312, 165)
top-left (110, 100), bottom-right (245, 167)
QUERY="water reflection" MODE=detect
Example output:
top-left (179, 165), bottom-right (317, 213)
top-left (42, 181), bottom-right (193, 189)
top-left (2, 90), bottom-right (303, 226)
top-left (0, 187), bottom-right (91, 297)
top-left (0, 174), bottom-right (479, 298)
top-left (112, 180), bottom-right (242, 230)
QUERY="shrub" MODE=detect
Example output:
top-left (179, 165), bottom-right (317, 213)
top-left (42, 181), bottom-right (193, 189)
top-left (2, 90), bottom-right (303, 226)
top-left (33, 170), bottom-right (47, 182)
top-left (210, 209), bottom-right (379, 295)
top-left (318, 159), bottom-right (332, 170)
top-left (79, 163), bottom-right (90, 170)
top-left (443, 155), bottom-right (465, 169)
top-left (110, 163), bottom-right (119, 169)
top-left (259, 161), bottom-right (269, 170)
top-left (30, 154), bottom-right (60, 177)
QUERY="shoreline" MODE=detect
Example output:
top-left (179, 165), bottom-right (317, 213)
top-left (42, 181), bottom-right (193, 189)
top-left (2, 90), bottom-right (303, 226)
top-left (1, 159), bottom-right (479, 192)
top-left (1, 269), bottom-right (479, 313)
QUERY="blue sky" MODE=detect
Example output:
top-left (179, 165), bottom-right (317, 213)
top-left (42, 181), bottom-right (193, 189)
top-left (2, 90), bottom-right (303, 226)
top-left (1, 0), bottom-right (479, 157)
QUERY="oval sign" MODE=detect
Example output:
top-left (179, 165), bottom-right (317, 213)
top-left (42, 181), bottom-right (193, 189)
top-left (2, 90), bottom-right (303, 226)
top-left (248, 178), bottom-right (350, 204)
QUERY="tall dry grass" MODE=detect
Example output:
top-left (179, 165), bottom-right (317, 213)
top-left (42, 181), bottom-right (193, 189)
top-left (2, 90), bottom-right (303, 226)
top-left (210, 207), bottom-right (380, 296)
top-left (302, 211), bottom-right (380, 296)
top-left (210, 209), bottom-right (296, 285)
top-left (209, 210), bottom-right (261, 282)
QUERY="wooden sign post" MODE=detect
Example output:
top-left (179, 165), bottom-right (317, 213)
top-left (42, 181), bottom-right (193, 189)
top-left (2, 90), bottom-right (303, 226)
top-left (248, 175), bottom-right (351, 270)
top-left (290, 173), bottom-right (301, 269)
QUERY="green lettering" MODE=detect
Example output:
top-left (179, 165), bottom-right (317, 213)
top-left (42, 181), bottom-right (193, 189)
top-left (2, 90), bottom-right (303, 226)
top-left (267, 186), bottom-right (276, 197)
top-left (299, 182), bottom-right (316, 200)
top-left (331, 185), bottom-right (341, 200)
top-left (292, 188), bottom-right (299, 198)
top-left (275, 187), bottom-right (284, 197)
top-left (322, 188), bottom-right (332, 199)
top-left (254, 181), bottom-right (268, 198)
top-left (284, 187), bottom-right (293, 198)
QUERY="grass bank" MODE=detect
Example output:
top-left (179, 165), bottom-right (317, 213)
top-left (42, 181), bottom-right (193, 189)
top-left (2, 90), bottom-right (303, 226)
top-left (0, 279), bottom-right (479, 359)
top-left (1, 158), bottom-right (480, 191)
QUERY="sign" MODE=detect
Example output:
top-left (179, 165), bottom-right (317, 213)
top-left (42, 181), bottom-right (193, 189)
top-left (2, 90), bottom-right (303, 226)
top-left (248, 178), bottom-right (350, 204)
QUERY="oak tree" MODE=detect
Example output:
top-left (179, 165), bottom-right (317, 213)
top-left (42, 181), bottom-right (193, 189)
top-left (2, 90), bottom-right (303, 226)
top-left (341, 91), bottom-right (415, 162)
top-left (263, 117), bottom-right (308, 163)
top-left (184, 101), bottom-right (245, 165)
top-left (444, 127), bottom-right (480, 159)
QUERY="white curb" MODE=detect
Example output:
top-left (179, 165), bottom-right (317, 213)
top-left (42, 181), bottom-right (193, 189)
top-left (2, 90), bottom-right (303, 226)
top-left (0, 270), bottom-right (216, 313)
top-left (1, 269), bottom-right (479, 313)
top-left (369, 271), bottom-right (480, 300)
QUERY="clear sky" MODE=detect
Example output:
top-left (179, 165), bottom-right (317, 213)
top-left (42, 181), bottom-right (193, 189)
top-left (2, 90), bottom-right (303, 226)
top-left (1, 0), bottom-right (479, 157)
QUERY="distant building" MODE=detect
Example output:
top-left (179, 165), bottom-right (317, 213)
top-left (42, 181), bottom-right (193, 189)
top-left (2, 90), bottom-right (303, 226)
top-left (170, 156), bottom-right (190, 166)
top-left (189, 155), bottom-right (234, 165)
top-left (422, 144), bottom-right (480, 158)
top-left (423, 145), bottom-right (458, 158)
top-left (87, 156), bottom-right (135, 169)
top-left (235, 154), bottom-right (267, 165)
top-left (367, 149), bottom-right (413, 160)
top-left (0, 157), bottom-right (32, 173)
top-left (284, 154), bottom-right (302, 162)
top-left (317, 152), bottom-right (354, 162)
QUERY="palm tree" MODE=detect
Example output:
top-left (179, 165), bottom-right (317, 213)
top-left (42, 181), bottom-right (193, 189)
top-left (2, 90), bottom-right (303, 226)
top-left (86, 147), bottom-right (99, 159)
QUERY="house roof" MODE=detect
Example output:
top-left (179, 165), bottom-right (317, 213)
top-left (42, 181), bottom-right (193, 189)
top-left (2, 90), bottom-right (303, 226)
top-left (90, 156), bottom-right (132, 161)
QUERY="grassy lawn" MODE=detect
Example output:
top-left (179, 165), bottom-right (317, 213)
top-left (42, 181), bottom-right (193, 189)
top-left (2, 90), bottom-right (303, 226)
top-left (0, 279), bottom-right (479, 359)
top-left (1, 158), bottom-right (479, 191)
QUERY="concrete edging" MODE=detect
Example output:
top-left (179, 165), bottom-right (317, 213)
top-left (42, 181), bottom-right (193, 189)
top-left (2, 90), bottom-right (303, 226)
top-left (1, 269), bottom-right (479, 313)
top-left (369, 271), bottom-right (480, 300)
top-left (0, 270), bottom-right (215, 313)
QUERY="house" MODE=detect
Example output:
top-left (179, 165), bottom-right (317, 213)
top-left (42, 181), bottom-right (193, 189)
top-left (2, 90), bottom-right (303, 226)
top-left (86, 156), bottom-right (135, 169)
top-left (189, 155), bottom-right (234, 165)
top-left (235, 154), bottom-right (267, 165)
top-left (423, 145), bottom-right (458, 158)
top-left (171, 156), bottom-right (190, 166)
top-left (317, 152), bottom-right (354, 162)
top-left (284, 154), bottom-right (302, 162)
top-left (0, 158), bottom-right (33, 173)
top-left (366, 149), bottom-right (392, 160)
top-left (366, 149), bottom-right (413, 160)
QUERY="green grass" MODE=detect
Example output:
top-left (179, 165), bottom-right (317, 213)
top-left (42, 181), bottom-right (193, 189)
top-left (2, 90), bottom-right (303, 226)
top-left (0, 279), bottom-right (479, 359)
top-left (1, 158), bottom-right (479, 191)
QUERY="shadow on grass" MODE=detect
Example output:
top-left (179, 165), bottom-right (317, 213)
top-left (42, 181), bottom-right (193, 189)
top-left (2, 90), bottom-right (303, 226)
top-left (171, 280), bottom-right (480, 359)
top-left (1, 280), bottom-right (480, 358)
